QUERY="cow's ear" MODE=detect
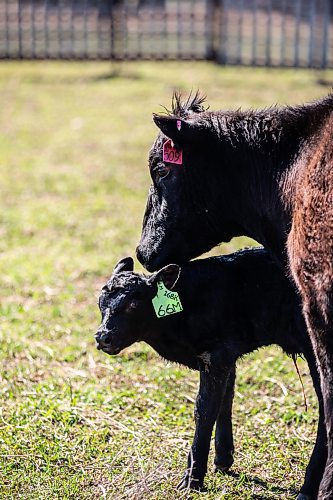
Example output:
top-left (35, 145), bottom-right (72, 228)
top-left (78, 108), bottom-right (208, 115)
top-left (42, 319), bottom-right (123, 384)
top-left (113, 257), bottom-right (134, 275)
top-left (153, 264), bottom-right (181, 290)
top-left (152, 114), bottom-right (203, 145)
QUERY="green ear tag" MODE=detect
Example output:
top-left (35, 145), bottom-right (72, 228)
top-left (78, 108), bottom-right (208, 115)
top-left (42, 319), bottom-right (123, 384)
top-left (152, 281), bottom-right (183, 318)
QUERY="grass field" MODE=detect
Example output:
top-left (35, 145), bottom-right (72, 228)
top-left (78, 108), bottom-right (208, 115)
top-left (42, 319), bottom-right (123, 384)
top-left (0, 61), bottom-right (332, 499)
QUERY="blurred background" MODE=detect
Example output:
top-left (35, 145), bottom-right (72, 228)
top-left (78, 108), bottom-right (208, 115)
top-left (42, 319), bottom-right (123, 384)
top-left (1, 0), bottom-right (333, 67)
top-left (1, 1), bottom-right (333, 498)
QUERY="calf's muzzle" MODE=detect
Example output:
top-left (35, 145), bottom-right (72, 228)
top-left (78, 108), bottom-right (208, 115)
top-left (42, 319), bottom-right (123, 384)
top-left (95, 330), bottom-right (122, 355)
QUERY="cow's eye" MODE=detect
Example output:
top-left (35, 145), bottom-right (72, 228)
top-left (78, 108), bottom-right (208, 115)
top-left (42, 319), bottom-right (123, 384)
top-left (156, 164), bottom-right (170, 179)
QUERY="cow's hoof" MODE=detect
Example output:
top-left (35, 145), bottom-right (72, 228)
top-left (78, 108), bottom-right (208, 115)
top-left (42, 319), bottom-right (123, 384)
top-left (296, 494), bottom-right (313, 500)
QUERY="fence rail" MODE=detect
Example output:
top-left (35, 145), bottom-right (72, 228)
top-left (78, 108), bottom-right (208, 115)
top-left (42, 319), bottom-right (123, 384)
top-left (0, 0), bottom-right (332, 67)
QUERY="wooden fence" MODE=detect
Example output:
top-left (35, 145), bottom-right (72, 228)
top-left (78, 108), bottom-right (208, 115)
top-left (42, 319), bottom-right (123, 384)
top-left (0, 0), bottom-right (332, 67)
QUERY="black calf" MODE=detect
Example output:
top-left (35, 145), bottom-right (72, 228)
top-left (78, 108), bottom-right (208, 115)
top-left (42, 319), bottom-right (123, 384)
top-left (95, 248), bottom-right (325, 499)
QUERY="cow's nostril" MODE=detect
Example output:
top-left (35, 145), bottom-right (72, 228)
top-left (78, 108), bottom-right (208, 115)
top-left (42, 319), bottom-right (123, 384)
top-left (136, 246), bottom-right (144, 265)
top-left (136, 246), bottom-right (163, 272)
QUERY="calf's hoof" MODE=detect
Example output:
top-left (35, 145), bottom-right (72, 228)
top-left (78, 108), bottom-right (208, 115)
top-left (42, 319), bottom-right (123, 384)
top-left (177, 474), bottom-right (204, 491)
top-left (214, 454), bottom-right (234, 473)
top-left (215, 464), bottom-right (232, 473)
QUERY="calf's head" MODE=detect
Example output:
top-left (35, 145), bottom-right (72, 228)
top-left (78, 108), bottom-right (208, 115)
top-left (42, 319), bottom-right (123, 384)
top-left (136, 92), bottom-right (242, 271)
top-left (95, 257), bottom-right (180, 355)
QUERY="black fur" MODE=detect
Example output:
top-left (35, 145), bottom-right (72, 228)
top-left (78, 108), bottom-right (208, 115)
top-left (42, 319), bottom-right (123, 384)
top-left (137, 92), bottom-right (333, 498)
top-left (96, 248), bottom-right (325, 498)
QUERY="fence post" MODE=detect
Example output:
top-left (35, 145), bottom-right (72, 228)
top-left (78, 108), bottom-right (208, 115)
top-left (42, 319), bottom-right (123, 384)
top-left (308, 0), bottom-right (316, 67)
top-left (110, 0), bottom-right (114, 60)
top-left (280, 0), bottom-right (287, 66)
top-left (18, 0), bottom-right (23, 58)
top-left (217, 0), bottom-right (228, 64)
top-left (236, 0), bottom-right (244, 65)
top-left (251, 0), bottom-right (257, 66)
top-left (5, 0), bottom-right (9, 58)
top-left (206, 0), bottom-right (216, 60)
top-left (322, 0), bottom-right (330, 69)
top-left (294, 0), bottom-right (301, 68)
top-left (44, 0), bottom-right (49, 58)
top-left (265, 0), bottom-right (272, 66)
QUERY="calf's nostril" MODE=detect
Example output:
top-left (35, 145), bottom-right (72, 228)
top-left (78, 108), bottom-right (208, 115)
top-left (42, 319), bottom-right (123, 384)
top-left (95, 332), bottom-right (111, 349)
top-left (95, 330), bottom-right (103, 340)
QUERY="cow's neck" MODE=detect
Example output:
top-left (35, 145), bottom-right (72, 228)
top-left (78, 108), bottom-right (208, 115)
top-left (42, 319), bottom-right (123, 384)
top-left (222, 143), bottom-right (290, 263)
top-left (209, 100), bottom-right (333, 264)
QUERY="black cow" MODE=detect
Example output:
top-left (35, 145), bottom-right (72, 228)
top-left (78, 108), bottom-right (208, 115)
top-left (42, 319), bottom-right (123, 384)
top-left (96, 249), bottom-right (325, 499)
top-left (136, 92), bottom-right (333, 498)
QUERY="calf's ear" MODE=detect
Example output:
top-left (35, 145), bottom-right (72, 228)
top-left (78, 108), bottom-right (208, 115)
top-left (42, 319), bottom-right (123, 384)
top-left (113, 257), bottom-right (134, 275)
top-left (153, 264), bottom-right (181, 290)
top-left (152, 114), bottom-right (204, 145)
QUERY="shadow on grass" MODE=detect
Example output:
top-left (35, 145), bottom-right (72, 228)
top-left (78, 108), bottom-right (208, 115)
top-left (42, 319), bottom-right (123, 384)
top-left (92, 67), bottom-right (142, 81)
top-left (7, 64), bottom-right (143, 85)
top-left (224, 470), bottom-right (298, 498)
top-left (316, 77), bottom-right (333, 87)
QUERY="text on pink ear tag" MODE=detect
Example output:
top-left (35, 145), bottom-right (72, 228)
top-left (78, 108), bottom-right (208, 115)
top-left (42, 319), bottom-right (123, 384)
top-left (163, 139), bottom-right (183, 165)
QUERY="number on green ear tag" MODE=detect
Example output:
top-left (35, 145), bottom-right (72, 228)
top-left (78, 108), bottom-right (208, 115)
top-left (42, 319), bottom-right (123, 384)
top-left (152, 281), bottom-right (183, 318)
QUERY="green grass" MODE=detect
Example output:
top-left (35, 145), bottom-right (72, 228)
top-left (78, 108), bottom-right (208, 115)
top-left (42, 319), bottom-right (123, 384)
top-left (0, 61), bottom-right (332, 499)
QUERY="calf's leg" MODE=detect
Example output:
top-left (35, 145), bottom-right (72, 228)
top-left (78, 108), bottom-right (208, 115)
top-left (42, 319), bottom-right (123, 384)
top-left (214, 365), bottom-right (236, 472)
top-left (178, 364), bottom-right (231, 490)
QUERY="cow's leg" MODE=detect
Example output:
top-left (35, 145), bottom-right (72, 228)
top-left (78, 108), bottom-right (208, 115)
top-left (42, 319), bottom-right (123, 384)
top-left (287, 115), bottom-right (333, 500)
top-left (289, 269), bottom-right (333, 499)
top-left (214, 365), bottom-right (236, 472)
top-left (178, 363), bottom-right (231, 490)
top-left (288, 262), bottom-right (333, 499)
top-left (302, 301), bottom-right (333, 500)
top-left (297, 348), bottom-right (327, 500)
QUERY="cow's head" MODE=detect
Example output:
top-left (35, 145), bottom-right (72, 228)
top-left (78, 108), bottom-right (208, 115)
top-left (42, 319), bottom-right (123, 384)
top-left (136, 92), bottom-right (242, 271)
top-left (95, 257), bottom-right (181, 355)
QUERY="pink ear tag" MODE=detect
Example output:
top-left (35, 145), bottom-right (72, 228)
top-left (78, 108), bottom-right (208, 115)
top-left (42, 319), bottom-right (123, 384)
top-left (163, 139), bottom-right (183, 165)
top-left (177, 120), bottom-right (182, 131)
